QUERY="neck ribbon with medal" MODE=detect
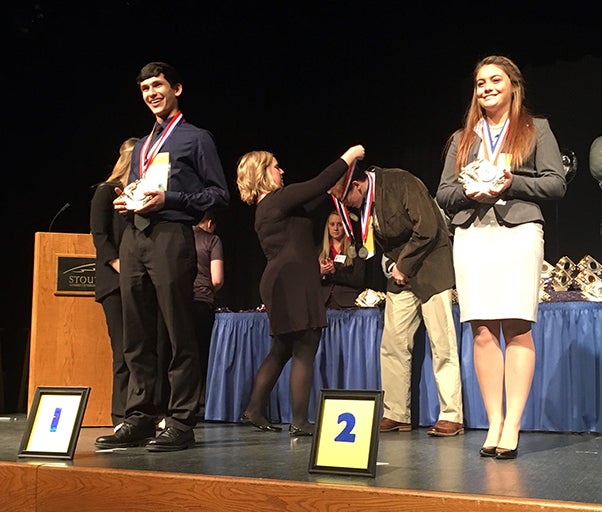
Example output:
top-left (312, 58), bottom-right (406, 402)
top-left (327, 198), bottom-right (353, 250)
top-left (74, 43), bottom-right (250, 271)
top-left (357, 171), bottom-right (375, 260)
top-left (479, 118), bottom-right (510, 180)
top-left (139, 111), bottom-right (184, 178)
top-left (119, 112), bottom-right (184, 211)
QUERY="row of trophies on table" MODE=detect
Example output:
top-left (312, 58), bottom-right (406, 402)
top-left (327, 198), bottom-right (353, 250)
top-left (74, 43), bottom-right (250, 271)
top-left (352, 254), bottom-right (602, 308)
top-left (540, 255), bottom-right (602, 302)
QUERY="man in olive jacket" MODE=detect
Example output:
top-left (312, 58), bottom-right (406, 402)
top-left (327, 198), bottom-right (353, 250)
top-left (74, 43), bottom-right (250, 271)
top-left (337, 164), bottom-right (463, 436)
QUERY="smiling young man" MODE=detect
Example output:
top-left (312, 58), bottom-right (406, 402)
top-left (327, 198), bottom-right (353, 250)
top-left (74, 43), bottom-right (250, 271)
top-left (95, 62), bottom-right (229, 452)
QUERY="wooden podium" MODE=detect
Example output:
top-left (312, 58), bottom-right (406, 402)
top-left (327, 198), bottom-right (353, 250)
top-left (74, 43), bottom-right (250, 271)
top-left (29, 232), bottom-right (112, 426)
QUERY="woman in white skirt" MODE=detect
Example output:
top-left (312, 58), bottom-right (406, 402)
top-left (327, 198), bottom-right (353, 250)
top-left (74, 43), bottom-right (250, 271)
top-left (436, 55), bottom-right (566, 459)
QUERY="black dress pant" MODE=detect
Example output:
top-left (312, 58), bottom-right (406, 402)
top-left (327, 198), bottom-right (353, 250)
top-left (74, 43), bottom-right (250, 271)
top-left (100, 291), bottom-right (129, 427)
top-left (119, 222), bottom-right (200, 431)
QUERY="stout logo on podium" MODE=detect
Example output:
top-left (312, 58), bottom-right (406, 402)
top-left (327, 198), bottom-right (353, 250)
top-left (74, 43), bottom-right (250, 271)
top-left (55, 255), bottom-right (96, 296)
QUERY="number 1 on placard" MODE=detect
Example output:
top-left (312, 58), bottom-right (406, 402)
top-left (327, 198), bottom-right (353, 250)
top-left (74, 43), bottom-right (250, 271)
top-left (50, 407), bottom-right (62, 432)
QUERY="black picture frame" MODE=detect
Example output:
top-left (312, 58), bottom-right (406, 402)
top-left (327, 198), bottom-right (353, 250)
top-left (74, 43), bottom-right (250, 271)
top-left (308, 389), bottom-right (383, 477)
top-left (18, 386), bottom-right (90, 459)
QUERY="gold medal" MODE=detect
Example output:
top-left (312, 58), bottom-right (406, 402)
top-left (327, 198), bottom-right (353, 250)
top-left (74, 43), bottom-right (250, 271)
top-left (347, 245), bottom-right (357, 259)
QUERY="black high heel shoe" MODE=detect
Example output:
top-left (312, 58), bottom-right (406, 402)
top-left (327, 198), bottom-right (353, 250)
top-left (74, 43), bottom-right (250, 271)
top-left (496, 433), bottom-right (520, 460)
top-left (289, 423), bottom-right (314, 437)
top-left (479, 446), bottom-right (497, 457)
top-left (240, 413), bottom-right (282, 432)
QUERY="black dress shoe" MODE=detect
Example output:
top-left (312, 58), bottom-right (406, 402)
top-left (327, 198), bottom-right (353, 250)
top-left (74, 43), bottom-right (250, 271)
top-left (95, 422), bottom-right (155, 449)
top-left (289, 423), bottom-right (314, 437)
top-left (479, 446), bottom-right (497, 457)
top-left (240, 413), bottom-right (282, 432)
top-left (496, 433), bottom-right (520, 459)
top-left (145, 426), bottom-right (195, 452)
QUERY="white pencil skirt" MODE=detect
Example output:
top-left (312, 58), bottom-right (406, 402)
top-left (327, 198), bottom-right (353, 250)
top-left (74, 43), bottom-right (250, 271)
top-left (453, 214), bottom-right (543, 323)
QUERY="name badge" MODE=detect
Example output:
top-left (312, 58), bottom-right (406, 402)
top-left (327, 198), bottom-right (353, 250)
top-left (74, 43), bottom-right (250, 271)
top-left (334, 254), bottom-right (347, 264)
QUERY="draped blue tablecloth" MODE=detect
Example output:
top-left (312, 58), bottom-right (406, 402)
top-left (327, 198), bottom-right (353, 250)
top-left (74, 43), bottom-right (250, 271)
top-left (205, 301), bottom-right (602, 432)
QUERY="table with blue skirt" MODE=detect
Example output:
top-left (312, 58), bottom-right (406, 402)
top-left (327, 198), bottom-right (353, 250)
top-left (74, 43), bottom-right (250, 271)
top-left (205, 301), bottom-right (602, 433)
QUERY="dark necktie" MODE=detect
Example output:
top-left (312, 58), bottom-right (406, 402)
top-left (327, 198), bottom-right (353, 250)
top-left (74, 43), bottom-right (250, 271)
top-left (134, 124), bottom-right (164, 231)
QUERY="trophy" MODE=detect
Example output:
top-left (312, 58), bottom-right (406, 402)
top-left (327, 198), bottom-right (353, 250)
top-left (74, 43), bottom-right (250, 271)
top-left (119, 160), bottom-right (170, 211)
top-left (119, 178), bottom-right (153, 210)
top-left (355, 289), bottom-right (386, 308)
top-left (555, 256), bottom-right (576, 278)
top-left (458, 158), bottom-right (505, 194)
top-left (582, 281), bottom-right (602, 301)
top-left (551, 269), bottom-right (572, 292)
top-left (576, 255), bottom-right (602, 276)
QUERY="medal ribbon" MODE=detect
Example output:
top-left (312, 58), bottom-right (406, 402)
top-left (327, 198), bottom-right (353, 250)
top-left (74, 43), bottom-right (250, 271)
top-left (340, 159), bottom-right (357, 199)
top-left (139, 111), bottom-right (184, 176)
top-left (331, 195), bottom-right (354, 241)
top-left (360, 172), bottom-right (375, 258)
top-left (481, 118), bottom-right (510, 167)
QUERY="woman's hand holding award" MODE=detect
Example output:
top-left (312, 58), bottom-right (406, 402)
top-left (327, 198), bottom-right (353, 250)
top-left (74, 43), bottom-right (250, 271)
top-left (458, 158), bottom-right (506, 195)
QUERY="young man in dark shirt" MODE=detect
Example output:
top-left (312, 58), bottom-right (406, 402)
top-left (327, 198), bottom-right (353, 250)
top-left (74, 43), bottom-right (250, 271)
top-left (96, 62), bottom-right (229, 452)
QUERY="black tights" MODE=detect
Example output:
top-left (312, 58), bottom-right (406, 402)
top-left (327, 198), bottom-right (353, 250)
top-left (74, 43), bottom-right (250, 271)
top-left (244, 328), bottom-right (321, 427)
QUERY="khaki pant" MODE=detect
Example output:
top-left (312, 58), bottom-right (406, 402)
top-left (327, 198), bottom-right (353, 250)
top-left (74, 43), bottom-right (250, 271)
top-left (380, 288), bottom-right (463, 424)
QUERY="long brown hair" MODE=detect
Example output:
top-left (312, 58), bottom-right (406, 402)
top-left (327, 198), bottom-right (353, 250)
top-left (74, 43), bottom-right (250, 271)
top-left (450, 55), bottom-right (536, 174)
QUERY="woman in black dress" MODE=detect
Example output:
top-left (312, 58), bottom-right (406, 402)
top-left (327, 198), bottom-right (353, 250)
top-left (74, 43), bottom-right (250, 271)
top-left (236, 145), bottom-right (365, 435)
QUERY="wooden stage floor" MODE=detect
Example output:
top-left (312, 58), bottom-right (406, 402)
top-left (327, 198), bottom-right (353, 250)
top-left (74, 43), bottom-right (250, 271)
top-left (1, 415), bottom-right (601, 511)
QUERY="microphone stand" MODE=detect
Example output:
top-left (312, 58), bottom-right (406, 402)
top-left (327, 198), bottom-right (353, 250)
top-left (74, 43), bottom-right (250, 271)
top-left (48, 202), bottom-right (71, 232)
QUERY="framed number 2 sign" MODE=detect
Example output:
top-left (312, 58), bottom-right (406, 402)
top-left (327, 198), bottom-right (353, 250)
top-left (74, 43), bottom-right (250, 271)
top-left (308, 389), bottom-right (383, 477)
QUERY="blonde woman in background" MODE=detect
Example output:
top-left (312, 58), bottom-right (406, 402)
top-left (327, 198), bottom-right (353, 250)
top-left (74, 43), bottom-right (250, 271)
top-left (318, 211), bottom-right (365, 308)
top-left (90, 137), bottom-right (138, 428)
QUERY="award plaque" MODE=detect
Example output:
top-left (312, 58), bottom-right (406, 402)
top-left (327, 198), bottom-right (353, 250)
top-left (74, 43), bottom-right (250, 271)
top-left (120, 158), bottom-right (170, 210)
top-left (458, 158), bottom-right (505, 193)
top-left (119, 178), bottom-right (154, 210)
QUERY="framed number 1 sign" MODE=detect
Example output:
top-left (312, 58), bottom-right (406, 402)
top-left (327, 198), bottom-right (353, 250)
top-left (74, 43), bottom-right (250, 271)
top-left (308, 389), bottom-right (383, 477)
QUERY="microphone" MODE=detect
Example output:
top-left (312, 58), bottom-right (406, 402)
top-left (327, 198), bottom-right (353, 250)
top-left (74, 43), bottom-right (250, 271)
top-left (48, 202), bottom-right (71, 232)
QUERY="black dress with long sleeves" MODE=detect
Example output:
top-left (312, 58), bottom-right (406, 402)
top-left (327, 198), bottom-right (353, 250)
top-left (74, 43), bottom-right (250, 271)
top-left (254, 158), bottom-right (348, 335)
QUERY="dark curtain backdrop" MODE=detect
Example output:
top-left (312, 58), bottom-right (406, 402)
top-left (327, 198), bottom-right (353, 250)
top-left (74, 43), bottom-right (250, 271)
top-left (4, 1), bottom-right (601, 325)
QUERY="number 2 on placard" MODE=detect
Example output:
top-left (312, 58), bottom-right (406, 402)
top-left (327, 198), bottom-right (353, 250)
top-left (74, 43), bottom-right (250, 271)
top-left (334, 412), bottom-right (356, 443)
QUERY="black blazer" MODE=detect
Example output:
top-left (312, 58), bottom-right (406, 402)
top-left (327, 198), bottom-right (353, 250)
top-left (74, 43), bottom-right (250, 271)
top-left (90, 181), bottom-right (127, 302)
top-left (321, 252), bottom-right (366, 308)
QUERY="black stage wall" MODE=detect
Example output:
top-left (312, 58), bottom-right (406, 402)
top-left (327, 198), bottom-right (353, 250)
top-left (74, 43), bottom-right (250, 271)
top-left (3, 2), bottom-right (601, 412)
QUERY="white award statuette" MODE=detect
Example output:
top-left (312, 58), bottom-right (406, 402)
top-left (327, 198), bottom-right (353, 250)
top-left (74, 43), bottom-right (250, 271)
top-left (121, 154), bottom-right (170, 210)
top-left (458, 158), bottom-right (505, 194)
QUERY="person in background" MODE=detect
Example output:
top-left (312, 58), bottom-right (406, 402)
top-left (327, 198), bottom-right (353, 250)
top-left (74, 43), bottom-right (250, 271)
top-left (334, 163), bottom-right (464, 437)
top-left (90, 137), bottom-right (139, 429)
top-left (192, 210), bottom-right (224, 420)
top-left (318, 210), bottom-right (365, 308)
top-left (95, 61), bottom-right (229, 452)
top-left (155, 210), bottom-right (224, 424)
top-left (436, 55), bottom-right (566, 459)
top-left (236, 144), bottom-right (365, 436)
